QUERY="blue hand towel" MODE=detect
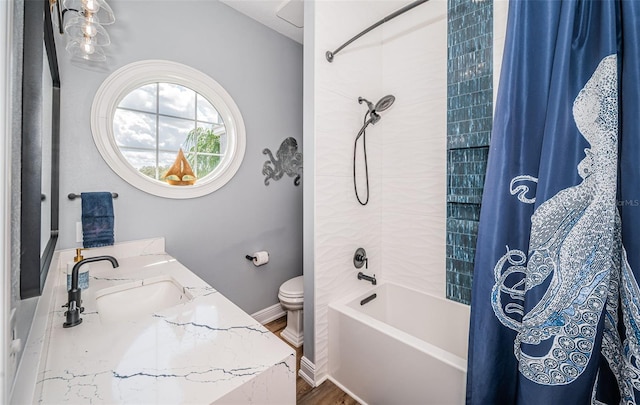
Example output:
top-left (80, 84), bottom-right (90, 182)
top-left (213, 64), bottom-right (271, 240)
top-left (81, 192), bottom-right (114, 248)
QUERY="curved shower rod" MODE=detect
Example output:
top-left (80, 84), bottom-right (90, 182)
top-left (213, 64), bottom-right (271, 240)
top-left (325, 0), bottom-right (430, 63)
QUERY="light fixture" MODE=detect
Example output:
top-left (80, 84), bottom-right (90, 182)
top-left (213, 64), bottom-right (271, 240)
top-left (50, 0), bottom-right (115, 62)
top-left (65, 38), bottom-right (107, 61)
top-left (62, 0), bottom-right (115, 25)
top-left (64, 16), bottom-right (110, 46)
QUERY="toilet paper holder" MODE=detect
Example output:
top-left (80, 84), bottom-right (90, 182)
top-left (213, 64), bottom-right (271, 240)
top-left (246, 251), bottom-right (269, 266)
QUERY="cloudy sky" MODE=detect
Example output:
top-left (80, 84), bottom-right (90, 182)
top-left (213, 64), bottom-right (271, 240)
top-left (113, 83), bottom-right (225, 171)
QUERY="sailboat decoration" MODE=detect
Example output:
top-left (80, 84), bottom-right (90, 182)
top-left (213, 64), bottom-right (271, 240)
top-left (163, 148), bottom-right (196, 185)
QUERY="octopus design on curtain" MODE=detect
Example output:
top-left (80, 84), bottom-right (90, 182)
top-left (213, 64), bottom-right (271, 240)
top-left (490, 55), bottom-right (640, 398)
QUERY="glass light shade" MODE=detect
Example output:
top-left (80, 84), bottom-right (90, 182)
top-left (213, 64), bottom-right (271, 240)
top-left (81, 0), bottom-right (100, 13)
top-left (85, 0), bottom-right (115, 25)
top-left (62, 0), bottom-right (115, 24)
top-left (66, 39), bottom-right (106, 61)
top-left (64, 16), bottom-right (110, 45)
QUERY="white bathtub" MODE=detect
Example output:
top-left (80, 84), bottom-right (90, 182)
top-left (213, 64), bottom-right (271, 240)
top-left (328, 282), bottom-right (470, 405)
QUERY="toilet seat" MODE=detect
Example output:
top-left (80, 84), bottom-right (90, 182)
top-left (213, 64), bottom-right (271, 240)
top-left (279, 292), bottom-right (303, 302)
top-left (279, 275), bottom-right (303, 298)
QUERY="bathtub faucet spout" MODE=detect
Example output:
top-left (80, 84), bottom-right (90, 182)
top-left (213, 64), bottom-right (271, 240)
top-left (357, 271), bottom-right (377, 285)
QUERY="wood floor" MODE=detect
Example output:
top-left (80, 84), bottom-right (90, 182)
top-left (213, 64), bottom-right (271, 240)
top-left (264, 317), bottom-right (360, 405)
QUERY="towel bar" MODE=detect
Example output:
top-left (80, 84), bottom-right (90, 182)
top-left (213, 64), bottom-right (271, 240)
top-left (68, 192), bottom-right (118, 200)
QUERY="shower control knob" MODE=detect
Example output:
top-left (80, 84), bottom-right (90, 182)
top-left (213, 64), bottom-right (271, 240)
top-left (353, 248), bottom-right (368, 269)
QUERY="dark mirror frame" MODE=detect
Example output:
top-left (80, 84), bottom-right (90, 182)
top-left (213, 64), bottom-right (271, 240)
top-left (20, 0), bottom-right (60, 299)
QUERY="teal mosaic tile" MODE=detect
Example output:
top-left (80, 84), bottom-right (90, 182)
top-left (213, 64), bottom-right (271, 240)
top-left (446, 0), bottom-right (493, 306)
top-left (446, 283), bottom-right (472, 305)
top-left (447, 203), bottom-right (481, 221)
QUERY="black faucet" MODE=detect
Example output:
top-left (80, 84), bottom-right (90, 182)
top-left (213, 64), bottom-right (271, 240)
top-left (357, 271), bottom-right (377, 285)
top-left (63, 255), bottom-right (119, 328)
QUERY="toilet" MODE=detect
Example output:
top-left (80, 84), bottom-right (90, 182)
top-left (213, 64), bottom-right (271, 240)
top-left (278, 275), bottom-right (304, 347)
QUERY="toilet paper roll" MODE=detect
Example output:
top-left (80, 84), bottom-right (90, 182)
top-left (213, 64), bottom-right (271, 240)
top-left (252, 251), bottom-right (269, 266)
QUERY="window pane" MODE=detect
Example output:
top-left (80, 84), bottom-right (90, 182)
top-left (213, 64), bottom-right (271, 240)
top-left (196, 122), bottom-right (214, 132)
top-left (196, 127), bottom-right (221, 154)
top-left (159, 83), bottom-right (195, 119)
top-left (121, 149), bottom-right (158, 179)
top-left (219, 133), bottom-right (228, 154)
top-left (113, 109), bottom-right (157, 149)
top-left (194, 122), bottom-right (227, 155)
top-left (197, 94), bottom-right (220, 124)
top-left (181, 126), bottom-right (227, 159)
top-left (118, 84), bottom-right (156, 113)
top-left (196, 154), bottom-right (221, 177)
top-left (183, 150), bottom-right (220, 179)
top-left (158, 116), bottom-right (194, 151)
top-left (211, 122), bottom-right (227, 137)
top-left (196, 122), bottom-right (227, 137)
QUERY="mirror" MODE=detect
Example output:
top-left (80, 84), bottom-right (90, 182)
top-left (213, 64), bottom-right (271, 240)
top-left (20, 0), bottom-right (60, 299)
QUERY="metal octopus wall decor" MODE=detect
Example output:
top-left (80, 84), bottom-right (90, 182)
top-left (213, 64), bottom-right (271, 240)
top-left (262, 137), bottom-right (303, 186)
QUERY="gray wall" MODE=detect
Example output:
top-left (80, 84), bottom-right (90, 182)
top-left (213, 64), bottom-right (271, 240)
top-left (56, 0), bottom-right (303, 314)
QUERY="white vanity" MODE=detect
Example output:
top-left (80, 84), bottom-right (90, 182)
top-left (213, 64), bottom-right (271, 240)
top-left (12, 238), bottom-right (296, 404)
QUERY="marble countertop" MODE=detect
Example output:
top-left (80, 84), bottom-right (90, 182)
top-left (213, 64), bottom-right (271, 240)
top-left (33, 239), bottom-right (295, 404)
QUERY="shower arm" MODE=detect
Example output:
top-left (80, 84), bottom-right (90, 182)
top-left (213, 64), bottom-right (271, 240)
top-left (325, 0), bottom-right (430, 63)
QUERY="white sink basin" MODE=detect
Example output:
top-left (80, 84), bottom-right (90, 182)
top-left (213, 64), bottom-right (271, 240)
top-left (95, 276), bottom-right (193, 323)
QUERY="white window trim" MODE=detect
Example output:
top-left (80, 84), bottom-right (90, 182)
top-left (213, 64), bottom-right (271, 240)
top-left (91, 59), bottom-right (246, 199)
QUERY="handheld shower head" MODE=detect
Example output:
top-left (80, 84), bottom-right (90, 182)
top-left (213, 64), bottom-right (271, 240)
top-left (374, 95), bottom-right (395, 112)
top-left (353, 94), bottom-right (395, 206)
top-left (358, 95), bottom-right (395, 125)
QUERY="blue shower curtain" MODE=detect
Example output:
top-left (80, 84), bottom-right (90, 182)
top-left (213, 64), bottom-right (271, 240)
top-left (467, 0), bottom-right (640, 403)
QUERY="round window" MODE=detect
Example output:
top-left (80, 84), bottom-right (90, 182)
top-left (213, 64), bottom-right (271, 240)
top-left (91, 60), bottom-right (246, 199)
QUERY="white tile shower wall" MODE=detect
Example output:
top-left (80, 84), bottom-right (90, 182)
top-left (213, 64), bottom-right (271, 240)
top-left (380, 0), bottom-right (447, 297)
top-left (313, 0), bottom-right (388, 382)
top-left (311, 0), bottom-right (509, 384)
top-left (312, 0), bottom-right (450, 382)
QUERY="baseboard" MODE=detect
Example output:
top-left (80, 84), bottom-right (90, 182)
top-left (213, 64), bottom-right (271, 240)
top-left (327, 376), bottom-right (368, 405)
top-left (298, 356), bottom-right (316, 387)
top-left (251, 303), bottom-right (285, 325)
